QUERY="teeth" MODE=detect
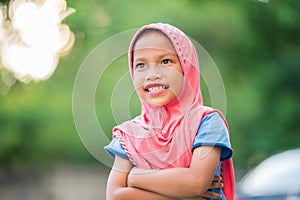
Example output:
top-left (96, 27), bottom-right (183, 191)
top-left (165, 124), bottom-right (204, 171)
top-left (148, 86), bottom-right (165, 92)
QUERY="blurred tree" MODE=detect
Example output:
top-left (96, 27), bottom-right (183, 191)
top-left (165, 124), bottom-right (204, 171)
top-left (0, 0), bottom-right (9, 4)
top-left (0, 0), bottom-right (299, 179)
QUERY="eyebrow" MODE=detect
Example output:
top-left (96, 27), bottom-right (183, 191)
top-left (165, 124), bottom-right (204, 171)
top-left (133, 52), bottom-right (178, 63)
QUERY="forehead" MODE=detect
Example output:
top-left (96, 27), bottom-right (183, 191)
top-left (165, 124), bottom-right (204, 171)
top-left (133, 31), bottom-right (175, 53)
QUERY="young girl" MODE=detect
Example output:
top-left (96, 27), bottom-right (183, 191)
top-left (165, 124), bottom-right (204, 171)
top-left (105, 23), bottom-right (235, 200)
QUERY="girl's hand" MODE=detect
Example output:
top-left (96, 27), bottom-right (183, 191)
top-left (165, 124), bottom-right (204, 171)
top-left (201, 175), bottom-right (223, 199)
top-left (178, 176), bottom-right (223, 200)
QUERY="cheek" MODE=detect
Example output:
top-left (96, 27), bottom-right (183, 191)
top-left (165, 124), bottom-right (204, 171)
top-left (174, 74), bottom-right (184, 93)
top-left (133, 76), bottom-right (144, 92)
top-left (169, 71), bottom-right (184, 93)
top-left (169, 71), bottom-right (184, 85)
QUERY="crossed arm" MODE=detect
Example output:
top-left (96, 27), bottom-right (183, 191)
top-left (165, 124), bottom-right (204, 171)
top-left (106, 146), bottom-right (222, 200)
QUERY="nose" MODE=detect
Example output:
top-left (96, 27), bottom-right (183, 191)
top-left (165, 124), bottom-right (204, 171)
top-left (145, 64), bottom-right (162, 81)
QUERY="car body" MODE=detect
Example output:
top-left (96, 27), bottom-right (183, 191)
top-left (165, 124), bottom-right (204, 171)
top-left (235, 148), bottom-right (300, 200)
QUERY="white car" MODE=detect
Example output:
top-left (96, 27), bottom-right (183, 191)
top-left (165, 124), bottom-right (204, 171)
top-left (235, 148), bottom-right (300, 200)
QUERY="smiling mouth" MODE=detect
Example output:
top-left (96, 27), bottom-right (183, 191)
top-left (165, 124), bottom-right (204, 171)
top-left (147, 86), bottom-right (168, 92)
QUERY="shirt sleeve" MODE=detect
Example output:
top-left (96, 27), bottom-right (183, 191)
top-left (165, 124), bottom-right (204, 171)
top-left (104, 137), bottom-right (129, 159)
top-left (192, 112), bottom-right (233, 161)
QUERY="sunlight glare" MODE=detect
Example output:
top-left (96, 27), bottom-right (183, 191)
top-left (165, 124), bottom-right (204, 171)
top-left (2, 44), bottom-right (57, 82)
top-left (0, 6), bottom-right (3, 25)
top-left (0, 0), bottom-right (75, 83)
top-left (0, 6), bottom-right (4, 43)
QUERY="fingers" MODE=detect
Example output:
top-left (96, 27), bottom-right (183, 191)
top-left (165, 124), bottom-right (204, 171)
top-left (179, 197), bottom-right (206, 200)
top-left (180, 176), bottom-right (223, 199)
top-left (208, 176), bottom-right (223, 190)
top-left (201, 191), bottom-right (222, 199)
top-left (212, 175), bottom-right (223, 182)
top-left (208, 181), bottom-right (224, 189)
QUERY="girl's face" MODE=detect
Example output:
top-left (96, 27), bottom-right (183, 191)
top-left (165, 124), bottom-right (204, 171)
top-left (132, 31), bottom-right (184, 106)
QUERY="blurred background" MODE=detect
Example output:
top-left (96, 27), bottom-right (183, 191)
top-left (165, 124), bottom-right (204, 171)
top-left (0, 0), bottom-right (299, 199)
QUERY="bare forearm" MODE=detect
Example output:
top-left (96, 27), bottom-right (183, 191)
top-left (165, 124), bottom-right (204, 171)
top-left (107, 156), bottom-right (176, 200)
top-left (128, 167), bottom-right (209, 198)
top-left (108, 186), bottom-right (176, 200)
top-left (127, 147), bottom-right (221, 198)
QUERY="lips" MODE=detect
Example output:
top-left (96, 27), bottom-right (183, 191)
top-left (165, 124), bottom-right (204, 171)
top-left (144, 83), bottom-right (169, 93)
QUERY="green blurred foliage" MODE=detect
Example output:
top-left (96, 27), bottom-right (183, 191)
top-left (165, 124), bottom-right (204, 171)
top-left (1, 0), bottom-right (300, 178)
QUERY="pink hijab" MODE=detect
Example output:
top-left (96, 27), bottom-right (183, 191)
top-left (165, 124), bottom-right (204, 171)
top-left (113, 23), bottom-right (234, 200)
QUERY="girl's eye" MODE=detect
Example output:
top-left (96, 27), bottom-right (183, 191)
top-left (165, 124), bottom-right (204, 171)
top-left (162, 59), bottom-right (171, 65)
top-left (135, 63), bottom-right (145, 70)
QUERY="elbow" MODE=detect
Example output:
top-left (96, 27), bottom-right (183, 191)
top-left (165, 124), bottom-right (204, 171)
top-left (188, 185), bottom-right (207, 197)
top-left (106, 192), bottom-right (117, 200)
top-left (182, 175), bottom-right (209, 196)
top-left (106, 188), bottom-right (125, 200)
top-left (106, 192), bottom-right (123, 200)
top-left (107, 187), bottom-right (138, 200)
